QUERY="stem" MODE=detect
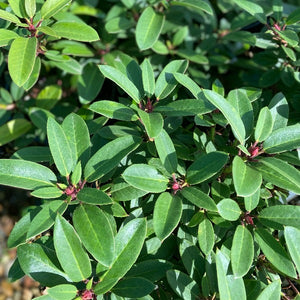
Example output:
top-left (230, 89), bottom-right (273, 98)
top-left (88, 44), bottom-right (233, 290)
top-left (287, 278), bottom-right (299, 295)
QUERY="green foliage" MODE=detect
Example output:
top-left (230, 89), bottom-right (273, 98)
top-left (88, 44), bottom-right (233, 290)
top-left (1, 0), bottom-right (300, 299)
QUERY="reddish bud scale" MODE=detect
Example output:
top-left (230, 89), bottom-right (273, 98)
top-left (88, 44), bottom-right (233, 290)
top-left (172, 183), bottom-right (180, 191)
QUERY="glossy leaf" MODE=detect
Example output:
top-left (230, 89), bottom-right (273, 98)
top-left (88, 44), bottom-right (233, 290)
top-left (180, 186), bottom-right (217, 212)
top-left (217, 198), bottom-right (241, 221)
top-left (11, 146), bottom-right (52, 162)
top-left (232, 156), bottom-right (262, 197)
top-left (123, 164), bottom-right (169, 193)
top-left (77, 187), bottom-right (113, 205)
top-left (203, 89), bottom-right (246, 145)
top-left (0, 159), bottom-right (56, 190)
top-left (8, 37), bottom-right (37, 87)
top-left (284, 226), bottom-right (300, 274)
top-left (171, 0), bottom-right (213, 15)
top-left (0, 119), bottom-right (32, 146)
top-left (155, 60), bottom-right (188, 100)
top-left (31, 186), bottom-right (63, 199)
top-left (153, 193), bottom-right (182, 241)
top-left (256, 280), bottom-right (281, 300)
top-left (231, 225), bottom-right (254, 277)
top-left (198, 219), bottom-right (214, 255)
top-left (233, 0), bottom-right (266, 24)
top-left (254, 228), bottom-right (297, 278)
top-left (73, 204), bottom-right (115, 266)
top-left (0, 29), bottom-right (19, 47)
top-left (141, 58), bottom-right (155, 97)
top-left (244, 188), bottom-right (260, 212)
top-left (47, 117), bottom-right (74, 177)
top-left (154, 129), bottom-right (178, 174)
top-left (286, 7), bottom-right (300, 25)
top-left (138, 110), bottom-right (163, 139)
top-left (47, 284), bottom-right (77, 300)
top-left (41, 0), bottom-right (72, 19)
top-left (84, 135), bottom-right (141, 182)
top-left (36, 85), bottom-right (62, 110)
top-left (136, 7), bottom-right (165, 50)
top-left (54, 214), bottom-right (92, 282)
top-left (111, 179), bottom-right (147, 201)
top-left (268, 92), bottom-right (288, 131)
top-left (174, 73), bottom-right (202, 98)
top-left (94, 218), bottom-right (147, 294)
top-left (25, 0), bottom-right (36, 17)
top-left (186, 151), bottom-right (228, 185)
top-left (0, 9), bottom-right (22, 24)
top-left (255, 107), bottom-right (273, 142)
top-left (23, 57), bottom-right (41, 91)
top-left (29, 107), bottom-right (55, 132)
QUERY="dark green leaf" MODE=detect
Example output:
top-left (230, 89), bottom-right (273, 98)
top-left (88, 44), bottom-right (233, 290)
top-left (284, 226), bottom-right (300, 274)
top-left (138, 110), bottom-right (163, 139)
top-left (198, 219), bottom-right (214, 255)
top-left (41, 0), bottom-right (71, 19)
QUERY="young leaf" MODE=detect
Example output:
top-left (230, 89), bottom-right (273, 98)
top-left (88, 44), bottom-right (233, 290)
top-left (41, 0), bottom-right (71, 19)
top-left (198, 219), bottom-right (214, 255)
top-left (84, 135), bottom-right (141, 182)
top-left (138, 110), bottom-right (163, 139)
top-left (217, 198), bottom-right (241, 221)
top-left (8, 37), bottom-right (37, 87)
top-left (284, 226), bottom-right (300, 274)
top-left (254, 228), bottom-right (297, 278)
top-left (54, 214), bottom-right (92, 282)
top-left (155, 60), bottom-right (188, 100)
top-left (51, 21), bottom-right (99, 42)
top-left (141, 58), bottom-right (155, 97)
top-left (25, 0), bottom-right (36, 18)
top-left (153, 193), bottom-right (182, 241)
top-left (186, 151), bottom-right (228, 185)
top-left (231, 225), bottom-right (254, 277)
top-left (123, 164), bottom-right (169, 193)
top-left (256, 280), bottom-right (281, 300)
top-left (233, 0), bottom-right (266, 24)
top-left (73, 204), bottom-right (115, 267)
top-left (203, 89), bottom-right (246, 145)
top-left (136, 7), bottom-right (165, 50)
top-left (154, 129), bottom-right (178, 174)
top-left (77, 187), bottom-right (113, 205)
top-left (232, 156), bottom-right (262, 197)
top-left (0, 159), bottom-right (56, 190)
top-left (47, 117), bottom-right (74, 177)
top-left (94, 218), bottom-right (147, 294)
top-left (254, 107), bottom-right (273, 142)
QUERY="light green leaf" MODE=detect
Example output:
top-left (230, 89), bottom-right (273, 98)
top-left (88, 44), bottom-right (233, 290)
top-left (231, 225), bottom-right (254, 277)
top-left (255, 107), bottom-right (273, 142)
top-left (136, 7), bottom-right (165, 50)
top-left (77, 187), bottom-right (113, 205)
top-left (155, 60), bottom-right (188, 100)
top-left (244, 188), bottom-right (260, 212)
top-left (8, 37), bottom-right (37, 87)
top-left (51, 21), bottom-right (99, 42)
top-left (0, 119), bottom-right (32, 146)
top-left (232, 156), bottom-right (262, 197)
top-left (37, 26), bottom-right (60, 37)
top-left (54, 214), bottom-right (92, 282)
top-left (217, 198), bottom-right (241, 221)
top-left (0, 29), bottom-right (19, 47)
top-left (8, 0), bottom-right (27, 18)
top-left (256, 280), bottom-right (281, 300)
top-left (85, 135), bottom-right (141, 182)
top-left (141, 58), bottom-right (155, 97)
top-left (171, 0), bottom-right (213, 15)
top-left (277, 30), bottom-right (299, 47)
top-left (105, 17), bottom-right (134, 33)
top-left (99, 65), bottom-right (141, 103)
top-left (23, 57), bottom-right (41, 91)
top-left (41, 0), bottom-right (71, 19)
top-left (138, 110), bottom-right (163, 139)
top-left (254, 228), bottom-right (297, 278)
top-left (31, 187), bottom-right (63, 199)
top-left (173, 72), bottom-right (202, 98)
top-left (268, 92), bottom-right (288, 132)
top-left (153, 193), bottom-right (182, 241)
top-left (36, 85), bottom-right (62, 110)
top-left (198, 219), bottom-right (214, 255)
top-left (47, 284), bottom-right (77, 300)
top-left (0, 9), bottom-right (22, 24)
top-left (25, 0), bottom-right (36, 17)
top-left (0, 159), bottom-right (56, 190)
top-left (203, 89), bottom-right (246, 144)
top-left (47, 117), bottom-right (74, 177)
top-left (233, 0), bottom-right (266, 24)
top-left (284, 226), bottom-right (300, 274)
top-left (123, 164), bottom-right (169, 193)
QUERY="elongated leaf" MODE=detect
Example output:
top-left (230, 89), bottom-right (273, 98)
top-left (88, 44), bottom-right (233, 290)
top-left (94, 218), bottom-right (147, 294)
top-left (180, 186), bottom-right (217, 211)
top-left (84, 135), bottom-right (141, 182)
top-left (11, 146), bottom-right (51, 162)
top-left (0, 29), bottom-right (19, 47)
top-left (203, 89), bottom-right (246, 144)
top-left (27, 200), bottom-right (67, 239)
top-left (257, 280), bottom-right (281, 300)
top-left (268, 92), bottom-right (288, 131)
top-left (23, 56), bottom-right (41, 91)
top-left (0, 119), bottom-right (32, 146)
top-left (141, 58), bottom-right (155, 97)
top-left (155, 60), bottom-right (188, 100)
top-left (251, 157), bottom-right (300, 194)
top-left (259, 205), bottom-right (300, 229)
top-left (231, 225), bottom-right (254, 277)
top-left (254, 228), bottom-right (297, 278)
top-left (29, 107), bottom-right (54, 132)
top-left (198, 219), bottom-right (214, 255)
top-left (232, 156), bottom-right (262, 197)
top-left (263, 124), bottom-right (300, 153)
top-left (217, 198), bottom-right (241, 221)
top-left (36, 85), bottom-right (62, 110)
top-left (111, 179), bottom-right (147, 201)
top-left (123, 164), bottom-right (169, 193)
top-left (153, 193), bottom-right (182, 241)
top-left (186, 151), bottom-right (228, 185)
top-left (47, 284), bottom-right (77, 300)
top-left (154, 129), bottom-right (178, 174)
top-left (167, 269), bottom-right (201, 300)
top-left (0, 159), bottom-right (56, 190)
top-left (77, 187), bottom-right (113, 205)
top-left (99, 65), bottom-right (141, 103)
top-left (25, 0), bottom-right (36, 17)
top-left (62, 113), bottom-right (90, 167)
top-left (8, 37), bottom-right (37, 87)
top-left (171, 0), bottom-right (213, 15)
top-left (90, 100), bottom-right (138, 121)
top-left (174, 73), bottom-right (202, 98)
top-left (31, 186), bottom-right (63, 199)
top-left (51, 21), bottom-right (99, 42)
top-left (73, 204), bottom-right (115, 266)
top-left (47, 117), bottom-right (74, 177)
top-left (138, 110), bottom-right (163, 139)
top-left (8, 0), bottom-right (27, 18)
top-left (0, 9), bottom-right (22, 24)
top-left (54, 214), bottom-right (92, 282)
top-left (136, 7), bottom-right (165, 50)
top-left (41, 0), bottom-right (71, 19)
top-left (233, 0), bottom-right (267, 24)
top-left (284, 226), bottom-right (300, 274)
top-left (286, 7), bottom-right (300, 25)
top-left (244, 188), bottom-right (260, 212)
top-left (255, 107), bottom-right (273, 142)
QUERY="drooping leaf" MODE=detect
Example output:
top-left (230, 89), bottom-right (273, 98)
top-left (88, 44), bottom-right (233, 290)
top-left (217, 198), bottom-right (241, 221)
top-left (136, 7), bottom-right (165, 50)
top-left (54, 214), bottom-right (92, 282)
top-left (284, 226), bottom-right (300, 274)
top-left (8, 37), bottom-right (37, 87)
top-left (254, 107), bottom-right (273, 142)
top-left (232, 156), bottom-right (262, 197)
top-left (198, 219), bottom-right (214, 255)
top-left (41, 0), bottom-right (72, 19)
